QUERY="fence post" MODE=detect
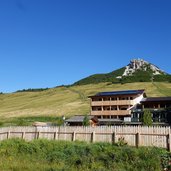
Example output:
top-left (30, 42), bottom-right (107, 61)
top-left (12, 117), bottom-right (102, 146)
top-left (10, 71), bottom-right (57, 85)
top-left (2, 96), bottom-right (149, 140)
top-left (54, 132), bottom-right (58, 140)
top-left (72, 131), bottom-right (76, 141)
top-left (37, 132), bottom-right (40, 139)
top-left (92, 131), bottom-right (96, 143)
top-left (168, 134), bottom-right (171, 152)
top-left (7, 131), bottom-right (10, 139)
top-left (58, 127), bottom-right (61, 140)
top-left (22, 132), bottom-right (25, 139)
top-left (136, 133), bottom-right (140, 148)
top-left (112, 132), bottom-right (116, 144)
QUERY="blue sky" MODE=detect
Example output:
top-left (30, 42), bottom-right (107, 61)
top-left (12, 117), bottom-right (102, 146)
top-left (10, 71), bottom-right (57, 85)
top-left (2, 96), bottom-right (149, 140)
top-left (0, 0), bottom-right (171, 92)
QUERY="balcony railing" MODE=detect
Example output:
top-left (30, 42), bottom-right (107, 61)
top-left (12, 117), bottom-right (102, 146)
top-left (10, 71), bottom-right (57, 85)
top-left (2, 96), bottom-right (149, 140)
top-left (132, 108), bottom-right (166, 113)
top-left (91, 110), bottom-right (131, 116)
top-left (91, 100), bottom-right (135, 106)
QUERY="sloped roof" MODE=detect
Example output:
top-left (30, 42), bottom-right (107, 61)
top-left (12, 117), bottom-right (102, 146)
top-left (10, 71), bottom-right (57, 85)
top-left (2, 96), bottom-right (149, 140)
top-left (89, 89), bottom-right (145, 97)
top-left (98, 118), bottom-right (123, 123)
top-left (65, 115), bottom-right (93, 123)
top-left (141, 97), bottom-right (171, 102)
top-left (66, 116), bottom-right (123, 124)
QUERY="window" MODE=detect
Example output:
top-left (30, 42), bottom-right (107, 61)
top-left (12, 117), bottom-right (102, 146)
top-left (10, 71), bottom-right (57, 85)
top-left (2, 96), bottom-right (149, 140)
top-left (103, 115), bottom-right (110, 119)
top-left (98, 107), bottom-right (102, 111)
top-left (119, 106), bottom-right (128, 110)
top-left (104, 97), bottom-right (110, 101)
top-left (160, 104), bottom-right (165, 108)
top-left (111, 106), bottom-right (117, 110)
top-left (103, 106), bottom-right (110, 111)
top-left (120, 108), bottom-right (127, 110)
top-left (111, 97), bottom-right (117, 101)
top-left (118, 116), bottom-right (124, 120)
top-left (119, 97), bottom-right (127, 100)
top-left (92, 106), bottom-right (102, 111)
top-left (92, 98), bottom-right (102, 101)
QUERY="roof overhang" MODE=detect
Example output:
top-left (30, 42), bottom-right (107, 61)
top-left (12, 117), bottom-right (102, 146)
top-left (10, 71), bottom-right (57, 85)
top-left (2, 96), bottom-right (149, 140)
top-left (141, 97), bottom-right (171, 103)
top-left (88, 89), bottom-right (145, 98)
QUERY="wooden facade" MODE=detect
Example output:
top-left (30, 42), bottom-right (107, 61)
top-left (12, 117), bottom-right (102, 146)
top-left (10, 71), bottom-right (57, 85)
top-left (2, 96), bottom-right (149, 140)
top-left (89, 90), bottom-right (145, 121)
top-left (89, 90), bottom-right (171, 124)
top-left (131, 97), bottom-right (171, 123)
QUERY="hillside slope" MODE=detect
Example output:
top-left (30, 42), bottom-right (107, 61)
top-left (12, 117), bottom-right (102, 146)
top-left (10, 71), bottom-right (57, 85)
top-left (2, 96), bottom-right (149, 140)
top-left (74, 59), bottom-right (171, 85)
top-left (0, 82), bottom-right (171, 119)
top-left (74, 67), bottom-right (126, 85)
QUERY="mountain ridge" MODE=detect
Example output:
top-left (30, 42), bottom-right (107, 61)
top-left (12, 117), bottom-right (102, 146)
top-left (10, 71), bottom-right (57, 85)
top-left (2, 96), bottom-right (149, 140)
top-left (74, 59), bottom-right (171, 85)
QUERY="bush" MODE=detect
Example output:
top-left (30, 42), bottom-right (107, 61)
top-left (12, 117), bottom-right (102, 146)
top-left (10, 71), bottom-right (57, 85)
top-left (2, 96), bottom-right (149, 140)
top-left (83, 115), bottom-right (90, 126)
top-left (0, 138), bottom-right (168, 171)
top-left (142, 109), bottom-right (152, 126)
top-left (115, 137), bottom-right (128, 146)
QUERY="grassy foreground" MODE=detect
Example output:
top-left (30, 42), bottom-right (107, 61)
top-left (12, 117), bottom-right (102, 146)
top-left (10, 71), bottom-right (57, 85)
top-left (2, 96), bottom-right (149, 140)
top-left (0, 82), bottom-right (171, 123)
top-left (0, 138), bottom-right (170, 171)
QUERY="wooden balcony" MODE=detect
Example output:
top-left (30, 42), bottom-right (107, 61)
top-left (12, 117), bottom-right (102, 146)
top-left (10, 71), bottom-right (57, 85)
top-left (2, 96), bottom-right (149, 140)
top-left (91, 110), bottom-right (131, 116)
top-left (91, 100), bottom-right (135, 106)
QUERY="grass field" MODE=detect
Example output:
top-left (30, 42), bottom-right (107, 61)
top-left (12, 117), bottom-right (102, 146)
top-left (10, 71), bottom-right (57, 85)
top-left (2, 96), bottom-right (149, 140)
top-left (0, 138), bottom-right (169, 171)
top-left (0, 82), bottom-right (171, 123)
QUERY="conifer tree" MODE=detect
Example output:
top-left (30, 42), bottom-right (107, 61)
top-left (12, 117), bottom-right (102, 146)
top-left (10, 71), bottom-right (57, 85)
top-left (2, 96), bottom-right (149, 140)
top-left (142, 109), bottom-right (152, 126)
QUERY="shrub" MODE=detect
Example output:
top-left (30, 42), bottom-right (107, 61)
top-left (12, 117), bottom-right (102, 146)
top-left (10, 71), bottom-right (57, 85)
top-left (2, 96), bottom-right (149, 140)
top-left (142, 109), bottom-right (152, 126)
top-left (116, 137), bottom-right (128, 146)
top-left (83, 115), bottom-right (90, 126)
top-left (0, 139), bottom-right (167, 171)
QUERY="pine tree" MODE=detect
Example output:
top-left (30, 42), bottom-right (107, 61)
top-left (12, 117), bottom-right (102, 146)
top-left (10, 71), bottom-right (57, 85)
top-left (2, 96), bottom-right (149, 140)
top-left (83, 115), bottom-right (90, 126)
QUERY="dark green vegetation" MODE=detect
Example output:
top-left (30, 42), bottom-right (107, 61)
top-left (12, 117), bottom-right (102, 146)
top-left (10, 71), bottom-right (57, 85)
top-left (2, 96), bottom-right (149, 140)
top-left (122, 71), bottom-right (171, 84)
top-left (142, 109), bottom-right (153, 126)
top-left (74, 67), bottom-right (126, 85)
top-left (74, 65), bottom-right (171, 85)
top-left (83, 115), bottom-right (90, 126)
top-left (16, 88), bottom-right (49, 93)
top-left (0, 138), bottom-right (170, 171)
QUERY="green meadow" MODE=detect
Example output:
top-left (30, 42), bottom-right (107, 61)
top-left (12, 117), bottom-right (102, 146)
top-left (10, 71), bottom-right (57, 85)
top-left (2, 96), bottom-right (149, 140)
top-left (0, 138), bottom-right (169, 171)
top-left (0, 82), bottom-right (171, 125)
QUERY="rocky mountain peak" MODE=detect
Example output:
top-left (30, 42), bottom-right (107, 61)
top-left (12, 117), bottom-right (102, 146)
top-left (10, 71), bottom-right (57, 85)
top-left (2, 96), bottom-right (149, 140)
top-left (122, 58), bottom-right (165, 77)
top-left (74, 58), bottom-right (170, 86)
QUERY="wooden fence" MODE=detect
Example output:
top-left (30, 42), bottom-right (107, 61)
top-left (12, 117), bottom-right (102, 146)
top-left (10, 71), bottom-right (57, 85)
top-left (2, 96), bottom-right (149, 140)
top-left (0, 126), bottom-right (171, 151)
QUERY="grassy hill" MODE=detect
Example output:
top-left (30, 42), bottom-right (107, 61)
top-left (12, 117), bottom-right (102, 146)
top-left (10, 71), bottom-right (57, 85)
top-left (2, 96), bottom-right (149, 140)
top-left (1, 82), bottom-right (171, 123)
top-left (74, 68), bottom-right (171, 85)
top-left (74, 67), bottom-right (126, 85)
top-left (73, 59), bottom-right (171, 85)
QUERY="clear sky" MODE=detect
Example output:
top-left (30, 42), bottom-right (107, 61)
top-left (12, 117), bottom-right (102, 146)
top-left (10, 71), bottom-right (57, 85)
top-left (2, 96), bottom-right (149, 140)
top-left (0, 0), bottom-right (171, 93)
